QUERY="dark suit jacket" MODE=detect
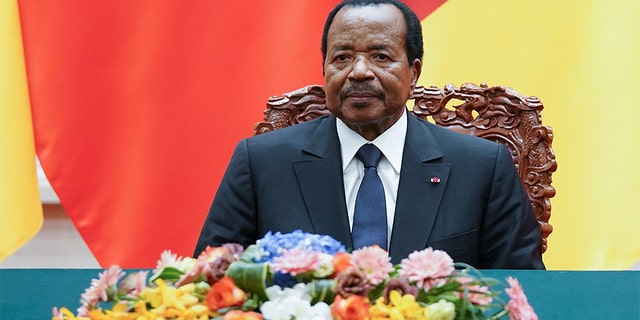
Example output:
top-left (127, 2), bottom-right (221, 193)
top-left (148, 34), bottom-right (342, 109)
top-left (195, 113), bottom-right (544, 269)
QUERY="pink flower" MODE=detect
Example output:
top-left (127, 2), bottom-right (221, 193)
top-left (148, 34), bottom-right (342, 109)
top-left (505, 277), bottom-right (538, 320)
top-left (78, 265), bottom-right (125, 316)
top-left (398, 248), bottom-right (454, 291)
top-left (350, 245), bottom-right (394, 285)
top-left (153, 250), bottom-right (185, 274)
top-left (177, 244), bottom-right (242, 286)
top-left (119, 270), bottom-right (149, 296)
top-left (51, 307), bottom-right (62, 319)
top-left (455, 276), bottom-right (492, 306)
top-left (271, 247), bottom-right (323, 275)
top-left (334, 268), bottom-right (372, 297)
top-left (76, 305), bottom-right (90, 317)
top-left (382, 278), bottom-right (419, 303)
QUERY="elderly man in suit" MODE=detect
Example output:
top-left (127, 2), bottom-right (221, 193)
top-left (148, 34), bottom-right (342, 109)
top-left (194, 0), bottom-right (544, 269)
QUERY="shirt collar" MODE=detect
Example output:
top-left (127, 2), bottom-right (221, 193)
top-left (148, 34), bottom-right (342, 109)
top-left (337, 109), bottom-right (407, 173)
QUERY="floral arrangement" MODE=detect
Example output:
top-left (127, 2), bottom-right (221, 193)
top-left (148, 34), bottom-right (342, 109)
top-left (53, 230), bottom-right (537, 320)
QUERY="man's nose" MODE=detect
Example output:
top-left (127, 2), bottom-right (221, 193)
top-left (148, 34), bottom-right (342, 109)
top-left (348, 56), bottom-right (375, 81)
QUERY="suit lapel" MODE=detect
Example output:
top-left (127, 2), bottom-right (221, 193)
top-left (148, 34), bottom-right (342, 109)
top-left (389, 115), bottom-right (451, 263)
top-left (292, 116), bottom-right (353, 248)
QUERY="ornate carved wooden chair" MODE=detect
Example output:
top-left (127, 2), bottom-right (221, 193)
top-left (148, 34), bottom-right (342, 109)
top-left (254, 83), bottom-right (556, 253)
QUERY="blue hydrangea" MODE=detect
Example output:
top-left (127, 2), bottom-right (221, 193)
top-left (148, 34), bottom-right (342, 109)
top-left (254, 230), bottom-right (346, 263)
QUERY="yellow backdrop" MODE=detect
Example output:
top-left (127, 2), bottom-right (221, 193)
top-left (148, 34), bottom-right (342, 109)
top-left (0, 0), bottom-right (43, 262)
top-left (420, 0), bottom-right (640, 269)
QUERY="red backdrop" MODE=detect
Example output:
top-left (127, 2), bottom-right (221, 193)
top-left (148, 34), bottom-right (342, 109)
top-left (19, 0), bottom-right (444, 267)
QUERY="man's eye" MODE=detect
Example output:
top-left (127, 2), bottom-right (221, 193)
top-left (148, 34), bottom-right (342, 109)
top-left (374, 53), bottom-right (389, 61)
top-left (336, 55), bottom-right (349, 61)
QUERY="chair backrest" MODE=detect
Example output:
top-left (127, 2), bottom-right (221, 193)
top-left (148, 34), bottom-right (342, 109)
top-left (254, 83), bottom-right (556, 253)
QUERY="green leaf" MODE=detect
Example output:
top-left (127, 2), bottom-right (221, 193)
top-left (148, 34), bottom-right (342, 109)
top-left (238, 245), bottom-right (262, 262)
top-left (309, 279), bottom-right (336, 304)
top-left (150, 266), bottom-right (184, 282)
top-left (367, 281), bottom-right (387, 302)
top-left (226, 261), bottom-right (270, 302)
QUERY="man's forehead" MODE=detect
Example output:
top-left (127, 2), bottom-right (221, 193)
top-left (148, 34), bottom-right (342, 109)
top-left (332, 4), bottom-right (403, 28)
top-left (326, 4), bottom-right (406, 47)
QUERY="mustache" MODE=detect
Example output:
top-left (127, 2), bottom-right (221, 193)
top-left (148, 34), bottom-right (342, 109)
top-left (340, 83), bottom-right (385, 100)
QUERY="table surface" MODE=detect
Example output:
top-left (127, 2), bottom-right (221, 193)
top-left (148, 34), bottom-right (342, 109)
top-left (1, 269), bottom-right (638, 319)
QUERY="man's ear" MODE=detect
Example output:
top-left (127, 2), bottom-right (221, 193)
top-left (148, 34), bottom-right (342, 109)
top-left (410, 58), bottom-right (422, 94)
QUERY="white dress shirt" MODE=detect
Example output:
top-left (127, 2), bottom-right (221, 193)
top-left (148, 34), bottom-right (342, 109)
top-left (336, 109), bottom-right (407, 247)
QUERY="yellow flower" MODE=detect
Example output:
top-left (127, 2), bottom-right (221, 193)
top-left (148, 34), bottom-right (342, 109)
top-left (132, 278), bottom-right (213, 319)
top-left (87, 309), bottom-right (106, 320)
top-left (83, 302), bottom-right (141, 320)
top-left (369, 290), bottom-right (429, 320)
top-left (51, 307), bottom-right (90, 320)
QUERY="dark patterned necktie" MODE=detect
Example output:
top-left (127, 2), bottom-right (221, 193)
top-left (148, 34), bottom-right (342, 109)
top-left (352, 144), bottom-right (387, 250)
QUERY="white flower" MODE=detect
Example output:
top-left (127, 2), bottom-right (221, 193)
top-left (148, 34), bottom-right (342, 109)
top-left (261, 284), bottom-right (332, 320)
top-left (305, 302), bottom-right (332, 320)
top-left (427, 299), bottom-right (456, 320)
top-left (311, 253), bottom-right (336, 278)
top-left (177, 256), bottom-right (196, 272)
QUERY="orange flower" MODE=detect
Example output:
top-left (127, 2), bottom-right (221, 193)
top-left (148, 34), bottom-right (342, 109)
top-left (332, 252), bottom-right (353, 277)
top-left (223, 310), bottom-right (263, 320)
top-left (200, 246), bottom-right (231, 262)
top-left (331, 295), bottom-right (370, 320)
top-left (206, 276), bottom-right (247, 310)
